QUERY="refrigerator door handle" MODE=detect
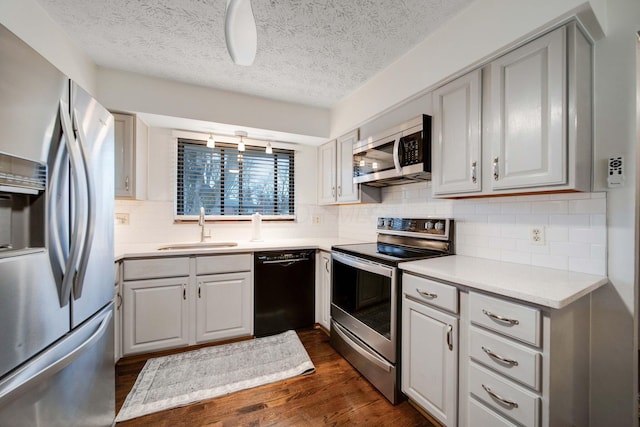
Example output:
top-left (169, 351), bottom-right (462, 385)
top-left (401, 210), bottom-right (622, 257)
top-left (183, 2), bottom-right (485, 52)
top-left (71, 107), bottom-right (96, 299)
top-left (48, 112), bottom-right (70, 305)
top-left (58, 100), bottom-right (87, 304)
top-left (0, 305), bottom-right (112, 407)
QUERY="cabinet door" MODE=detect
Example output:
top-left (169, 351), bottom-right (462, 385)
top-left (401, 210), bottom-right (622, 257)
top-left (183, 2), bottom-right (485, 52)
top-left (318, 140), bottom-right (337, 205)
top-left (196, 271), bottom-right (253, 343)
top-left (402, 297), bottom-right (458, 426)
top-left (432, 69), bottom-right (482, 195)
top-left (490, 26), bottom-right (566, 190)
top-left (337, 129), bottom-right (358, 203)
top-left (319, 251), bottom-right (331, 330)
top-left (114, 263), bottom-right (122, 362)
top-left (123, 277), bottom-right (189, 355)
top-left (113, 113), bottom-right (135, 198)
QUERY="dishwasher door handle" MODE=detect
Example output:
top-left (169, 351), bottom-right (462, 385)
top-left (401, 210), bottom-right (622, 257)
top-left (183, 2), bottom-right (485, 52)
top-left (259, 258), bottom-right (310, 266)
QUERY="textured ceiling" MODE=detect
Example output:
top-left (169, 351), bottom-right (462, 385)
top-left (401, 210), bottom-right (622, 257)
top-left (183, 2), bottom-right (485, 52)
top-left (36, 0), bottom-right (474, 109)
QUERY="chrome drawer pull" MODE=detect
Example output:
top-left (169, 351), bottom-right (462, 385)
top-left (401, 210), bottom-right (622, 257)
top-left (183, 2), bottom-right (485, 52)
top-left (417, 289), bottom-right (438, 299)
top-left (482, 309), bottom-right (519, 325)
top-left (481, 384), bottom-right (519, 408)
top-left (482, 346), bottom-right (519, 366)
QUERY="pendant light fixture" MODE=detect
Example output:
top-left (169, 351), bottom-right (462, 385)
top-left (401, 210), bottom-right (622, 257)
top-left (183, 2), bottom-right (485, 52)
top-left (225, 0), bottom-right (257, 66)
top-left (265, 141), bottom-right (273, 154)
top-left (206, 134), bottom-right (215, 148)
top-left (235, 130), bottom-right (247, 151)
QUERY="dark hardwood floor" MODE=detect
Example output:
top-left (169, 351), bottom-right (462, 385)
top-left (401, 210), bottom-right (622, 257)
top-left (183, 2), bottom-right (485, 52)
top-left (115, 327), bottom-right (436, 426)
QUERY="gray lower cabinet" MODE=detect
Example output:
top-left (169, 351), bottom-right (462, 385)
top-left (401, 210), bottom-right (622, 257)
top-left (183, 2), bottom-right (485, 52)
top-left (121, 254), bottom-right (253, 356)
top-left (123, 276), bottom-right (190, 355)
top-left (402, 273), bottom-right (591, 427)
top-left (402, 274), bottom-right (459, 427)
top-left (195, 271), bottom-right (252, 343)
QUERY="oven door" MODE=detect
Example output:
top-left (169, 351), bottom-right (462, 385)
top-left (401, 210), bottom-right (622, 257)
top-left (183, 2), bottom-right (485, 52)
top-left (331, 251), bottom-right (397, 363)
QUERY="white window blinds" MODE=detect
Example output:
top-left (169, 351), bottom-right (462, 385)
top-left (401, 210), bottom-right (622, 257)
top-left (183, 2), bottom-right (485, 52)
top-left (176, 139), bottom-right (295, 219)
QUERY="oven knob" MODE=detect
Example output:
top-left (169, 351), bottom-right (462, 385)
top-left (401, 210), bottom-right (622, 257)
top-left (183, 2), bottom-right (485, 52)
top-left (425, 221), bottom-right (434, 230)
top-left (435, 221), bottom-right (445, 231)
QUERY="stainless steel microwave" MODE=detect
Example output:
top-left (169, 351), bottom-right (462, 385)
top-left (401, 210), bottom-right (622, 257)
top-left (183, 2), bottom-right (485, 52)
top-left (352, 115), bottom-right (431, 187)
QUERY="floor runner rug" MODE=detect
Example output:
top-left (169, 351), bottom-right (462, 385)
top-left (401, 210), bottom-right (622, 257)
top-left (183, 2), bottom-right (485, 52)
top-left (115, 330), bottom-right (315, 422)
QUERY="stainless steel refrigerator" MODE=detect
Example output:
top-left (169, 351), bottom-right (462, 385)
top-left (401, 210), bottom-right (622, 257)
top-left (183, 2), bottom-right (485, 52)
top-left (0, 24), bottom-right (115, 426)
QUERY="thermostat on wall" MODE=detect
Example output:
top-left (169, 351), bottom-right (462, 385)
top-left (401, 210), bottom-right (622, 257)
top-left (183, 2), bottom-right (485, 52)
top-left (607, 156), bottom-right (624, 188)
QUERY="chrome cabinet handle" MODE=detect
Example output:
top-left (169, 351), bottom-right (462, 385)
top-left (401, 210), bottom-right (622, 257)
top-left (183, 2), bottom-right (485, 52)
top-left (338, 185), bottom-right (342, 197)
top-left (471, 161), bottom-right (477, 183)
top-left (417, 289), bottom-right (438, 299)
top-left (482, 346), bottom-right (519, 366)
top-left (198, 283), bottom-right (202, 298)
top-left (446, 325), bottom-right (453, 351)
top-left (325, 259), bottom-right (330, 273)
top-left (482, 309), bottom-right (519, 325)
top-left (481, 384), bottom-right (519, 408)
top-left (125, 175), bottom-right (130, 191)
top-left (332, 186), bottom-right (335, 198)
top-left (493, 157), bottom-right (499, 181)
top-left (183, 285), bottom-right (187, 300)
top-left (116, 292), bottom-right (122, 310)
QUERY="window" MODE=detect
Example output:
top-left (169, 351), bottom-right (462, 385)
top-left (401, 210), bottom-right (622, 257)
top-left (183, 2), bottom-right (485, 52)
top-left (176, 138), bottom-right (295, 220)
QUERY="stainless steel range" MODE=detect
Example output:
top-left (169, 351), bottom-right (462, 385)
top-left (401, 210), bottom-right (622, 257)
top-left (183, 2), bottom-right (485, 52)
top-left (330, 217), bottom-right (454, 404)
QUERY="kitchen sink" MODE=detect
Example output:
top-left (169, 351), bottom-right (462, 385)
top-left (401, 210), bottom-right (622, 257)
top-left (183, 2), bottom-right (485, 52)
top-left (157, 242), bottom-right (238, 251)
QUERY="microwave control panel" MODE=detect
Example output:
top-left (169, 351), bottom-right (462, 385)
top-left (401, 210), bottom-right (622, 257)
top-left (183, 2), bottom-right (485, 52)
top-left (400, 131), bottom-right (422, 165)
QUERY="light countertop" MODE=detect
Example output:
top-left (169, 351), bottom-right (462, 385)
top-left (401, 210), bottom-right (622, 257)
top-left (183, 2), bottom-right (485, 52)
top-left (115, 237), bottom-right (365, 261)
top-left (400, 255), bottom-right (608, 309)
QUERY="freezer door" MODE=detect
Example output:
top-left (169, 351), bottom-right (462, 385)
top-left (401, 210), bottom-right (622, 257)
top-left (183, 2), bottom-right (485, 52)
top-left (0, 303), bottom-right (115, 427)
top-left (69, 83), bottom-right (115, 327)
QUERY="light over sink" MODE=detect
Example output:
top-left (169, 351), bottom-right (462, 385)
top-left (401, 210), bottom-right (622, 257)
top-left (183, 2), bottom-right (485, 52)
top-left (157, 242), bottom-right (238, 251)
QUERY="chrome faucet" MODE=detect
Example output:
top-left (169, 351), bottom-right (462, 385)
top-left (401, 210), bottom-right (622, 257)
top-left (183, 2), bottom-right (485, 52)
top-left (199, 207), bottom-right (207, 242)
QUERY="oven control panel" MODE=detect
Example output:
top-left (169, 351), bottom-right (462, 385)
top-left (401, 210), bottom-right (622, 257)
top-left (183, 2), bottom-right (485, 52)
top-left (377, 217), bottom-right (451, 238)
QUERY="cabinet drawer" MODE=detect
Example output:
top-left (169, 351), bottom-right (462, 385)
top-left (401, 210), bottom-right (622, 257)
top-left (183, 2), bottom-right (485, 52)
top-left (469, 397), bottom-right (518, 427)
top-left (196, 254), bottom-right (251, 275)
top-left (469, 292), bottom-right (541, 347)
top-left (469, 326), bottom-right (541, 390)
top-left (469, 362), bottom-right (540, 426)
top-left (124, 257), bottom-right (189, 280)
top-left (403, 273), bottom-right (458, 314)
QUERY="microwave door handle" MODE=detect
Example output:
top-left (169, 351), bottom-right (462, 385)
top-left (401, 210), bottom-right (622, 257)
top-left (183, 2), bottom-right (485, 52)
top-left (59, 101), bottom-right (86, 304)
top-left (392, 136), bottom-right (402, 173)
top-left (71, 107), bottom-right (95, 299)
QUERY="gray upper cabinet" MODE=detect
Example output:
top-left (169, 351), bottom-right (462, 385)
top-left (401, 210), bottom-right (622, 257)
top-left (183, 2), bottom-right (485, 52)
top-left (432, 22), bottom-right (592, 198)
top-left (114, 112), bottom-right (148, 199)
top-left (432, 68), bottom-right (482, 195)
top-left (489, 26), bottom-right (566, 190)
top-left (317, 129), bottom-right (381, 205)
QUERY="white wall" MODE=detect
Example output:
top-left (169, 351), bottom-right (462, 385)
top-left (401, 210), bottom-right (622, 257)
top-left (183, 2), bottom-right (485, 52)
top-left (332, 0), bottom-right (638, 424)
top-left (114, 127), bottom-right (339, 245)
top-left (330, 0), bottom-right (606, 137)
top-left (0, 0), bottom-right (96, 94)
top-left (340, 185), bottom-right (607, 276)
top-left (97, 68), bottom-right (331, 141)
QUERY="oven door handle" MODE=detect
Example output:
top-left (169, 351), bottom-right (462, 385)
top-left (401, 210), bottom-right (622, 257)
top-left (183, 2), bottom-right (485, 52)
top-left (332, 321), bottom-right (392, 372)
top-left (332, 252), bottom-right (393, 278)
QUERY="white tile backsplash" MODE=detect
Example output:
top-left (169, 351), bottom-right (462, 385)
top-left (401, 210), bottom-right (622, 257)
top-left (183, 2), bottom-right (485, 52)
top-left (337, 182), bottom-right (607, 276)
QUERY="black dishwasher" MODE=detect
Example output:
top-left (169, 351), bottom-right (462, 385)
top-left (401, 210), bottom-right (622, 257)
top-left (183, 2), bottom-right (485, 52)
top-left (254, 250), bottom-right (315, 337)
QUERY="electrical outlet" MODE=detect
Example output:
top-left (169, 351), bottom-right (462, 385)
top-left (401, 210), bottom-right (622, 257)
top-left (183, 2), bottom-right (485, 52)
top-left (530, 226), bottom-right (545, 245)
top-left (115, 213), bottom-right (129, 225)
top-left (312, 215), bottom-right (321, 224)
